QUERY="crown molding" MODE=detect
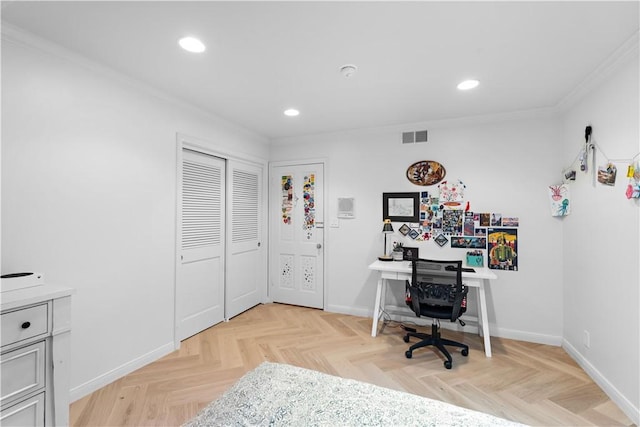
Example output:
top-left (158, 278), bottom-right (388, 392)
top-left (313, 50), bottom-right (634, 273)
top-left (557, 31), bottom-right (639, 112)
top-left (1, 22), bottom-right (268, 143)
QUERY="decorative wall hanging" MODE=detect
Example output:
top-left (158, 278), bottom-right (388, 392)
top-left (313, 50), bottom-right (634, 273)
top-left (451, 236), bottom-right (487, 249)
top-left (463, 212), bottom-right (475, 236)
top-left (382, 192), bottom-right (420, 222)
top-left (281, 175), bottom-right (293, 225)
top-left (479, 213), bottom-right (490, 227)
top-left (548, 184), bottom-right (570, 217)
top-left (442, 210), bottom-right (463, 235)
top-left (437, 179), bottom-right (466, 207)
top-left (399, 224), bottom-right (410, 235)
top-left (626, 161), bottom-right (640, 199)
top-left (406, 160), bottom-right (446, 186)
top-left (303, 174), bottom-right (315, 238)
top-left (502, 217), bottom-right (519, 227)
top-left (597, 163), bottom-right (617, 186)
top-left (434, 234), bottom-right (448, 247)
top-left (488, 228), bottom-right (518, 271)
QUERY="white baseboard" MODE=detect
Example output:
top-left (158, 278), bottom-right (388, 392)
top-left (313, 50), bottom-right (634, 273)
top-left (324, 304), bottom-right (563, 346)
top-left (563, 339), bottom-right (640, 425)
top-left (69, 342), bottom-right (175, 402)
top-left (491, 326), bottom-right (563, 346)
top-left (325, 303), bottom-right (371, 318)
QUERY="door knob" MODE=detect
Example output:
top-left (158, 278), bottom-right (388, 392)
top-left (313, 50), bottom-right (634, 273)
top-left (317, 243), bottom-right (322, 249)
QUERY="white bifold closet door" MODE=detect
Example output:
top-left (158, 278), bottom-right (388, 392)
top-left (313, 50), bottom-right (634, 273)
top-left (177, 149), bottom-right (225, 341)
top-left (225, 160), bottom-right (263, 319)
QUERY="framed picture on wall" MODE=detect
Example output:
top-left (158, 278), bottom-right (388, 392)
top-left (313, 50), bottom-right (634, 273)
top-left (382, 192), bottom-right (420, 222)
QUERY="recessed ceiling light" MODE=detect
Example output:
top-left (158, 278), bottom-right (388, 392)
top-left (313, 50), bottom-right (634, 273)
top-left (457, 79), bottom-right (479, 90)
top-left (178, 37), bottom-right (206, 53)
top-left (284, 109), bottom-right (300, 117)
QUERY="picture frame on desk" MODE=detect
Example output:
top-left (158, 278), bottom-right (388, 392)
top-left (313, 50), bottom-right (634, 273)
top-left (402, 246), bottom-right (418, 261)
top-left (382, 192), bottom-right (419, 222)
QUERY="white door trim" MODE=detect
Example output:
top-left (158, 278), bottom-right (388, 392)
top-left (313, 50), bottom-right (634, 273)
top-left (268, 158), bottom-right (328, 309)
top-left (175, 133), bottom-right (268, 349)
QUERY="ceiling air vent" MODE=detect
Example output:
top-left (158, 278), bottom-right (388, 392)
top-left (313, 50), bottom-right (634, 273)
top-left (401, 130), bottom-right (428, 144)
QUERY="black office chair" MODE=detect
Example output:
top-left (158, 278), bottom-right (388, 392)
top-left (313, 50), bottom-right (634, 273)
top-left (403, 258), bottom-right (469, 369)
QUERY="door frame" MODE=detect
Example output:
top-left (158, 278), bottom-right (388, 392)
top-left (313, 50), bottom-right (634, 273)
top-left (175, 133), bottom-right (268, 349)
top-left (268, 158), bottom-right (328, 308)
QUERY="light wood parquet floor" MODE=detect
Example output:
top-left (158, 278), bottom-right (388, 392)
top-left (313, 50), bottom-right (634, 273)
top-left (70, 303), bottom-right (635, 426)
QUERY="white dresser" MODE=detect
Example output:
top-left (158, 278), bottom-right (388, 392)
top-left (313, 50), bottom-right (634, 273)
top-left (1, 285), bottom-right (74, 426)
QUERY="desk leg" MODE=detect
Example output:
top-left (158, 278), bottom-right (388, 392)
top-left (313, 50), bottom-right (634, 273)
top-left (371, 276), bottom-right (384, 337)
top-left (477, 280), bottom-right (492, 357)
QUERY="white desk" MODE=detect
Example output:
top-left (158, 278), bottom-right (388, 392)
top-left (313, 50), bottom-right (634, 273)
top-left (368, 260), bottom-right (497, 357)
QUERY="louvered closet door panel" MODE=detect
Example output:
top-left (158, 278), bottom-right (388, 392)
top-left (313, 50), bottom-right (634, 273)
top-left (226, 160), bottom-right (264, 319)
top-left (182, 160), bottom-right (222, 252)
top-left (177, 149), bottom-right (225, 341)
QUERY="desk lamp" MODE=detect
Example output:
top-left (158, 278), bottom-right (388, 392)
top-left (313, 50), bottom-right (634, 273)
top-left (378, 219), bottom-right (394, 261)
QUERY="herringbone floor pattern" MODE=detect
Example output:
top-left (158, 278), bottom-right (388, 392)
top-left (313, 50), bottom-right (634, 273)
top-left (70, 303), bottom-right (634, 426)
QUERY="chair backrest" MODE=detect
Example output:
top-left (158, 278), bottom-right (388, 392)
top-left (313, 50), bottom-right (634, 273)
top-left (408, 258), bottom-right (467, 321)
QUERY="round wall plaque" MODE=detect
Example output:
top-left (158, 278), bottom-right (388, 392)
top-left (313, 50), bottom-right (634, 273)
top-left (406, 160), bottom-right (446, 186)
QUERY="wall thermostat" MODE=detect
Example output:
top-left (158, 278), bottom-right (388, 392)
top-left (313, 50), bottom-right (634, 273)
top-left (337, 197), bottom-right (355, 218)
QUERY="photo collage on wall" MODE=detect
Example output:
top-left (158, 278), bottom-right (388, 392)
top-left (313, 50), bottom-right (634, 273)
top-left (388, 178), bottom-right (519, 271)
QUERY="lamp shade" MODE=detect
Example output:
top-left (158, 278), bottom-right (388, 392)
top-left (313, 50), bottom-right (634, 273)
top-left (378, 219), bottom-right (394, 261)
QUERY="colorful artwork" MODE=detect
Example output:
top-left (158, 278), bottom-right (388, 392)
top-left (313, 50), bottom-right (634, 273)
top-left (442, 210), bottom-right (463, 235)
top-left (438, 179), bottom-right (466, 207)
top-left (303, 174), bottom-right (315, 238)
top-left (502, 217), bottom-right (519, 227)
top-left (488, 228), bottom-right (518, 271)
top-left (475, 228), bottom-right (487, 237)
top-left (463, 212), bottom-right (475, 236)
top-left (281, 175), bottom-right (293, 225)
top-left (451, 236), bottom-right (487, 249)
top-left (548, 184), bottom-right (570, 217)
top-left (479, 213), bottom-right (490, 227)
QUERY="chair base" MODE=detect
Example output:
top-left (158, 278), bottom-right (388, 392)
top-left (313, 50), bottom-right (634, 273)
top-left (404, 322), bottom-right (468, 369)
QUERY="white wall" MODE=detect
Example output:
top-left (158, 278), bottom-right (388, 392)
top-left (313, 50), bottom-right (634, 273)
top-left (270, 114), bottom-right (565, 344)
top-left (1, 34), bottom-right (269, 400)
top-left (560, 58), bottom-right (639, 422)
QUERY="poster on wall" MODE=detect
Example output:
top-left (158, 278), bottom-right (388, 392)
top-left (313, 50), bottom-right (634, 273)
top-left (487, 228), bottom-right (518, 271)
top-left (281, 175), bottom-right (293, 225)
top-left (442, 210), bottom-right (463, 235)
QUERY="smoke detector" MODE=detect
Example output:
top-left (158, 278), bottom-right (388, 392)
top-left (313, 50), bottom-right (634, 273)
top-left (340, 64), bottom-right (358, 78)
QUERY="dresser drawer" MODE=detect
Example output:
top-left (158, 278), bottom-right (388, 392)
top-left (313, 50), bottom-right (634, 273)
top-left (1, 304), bottom-right (48, 347)
top-left (0, 392), bottom-right (45, 427)
top-left (0, 341), bottom-right (46, 405)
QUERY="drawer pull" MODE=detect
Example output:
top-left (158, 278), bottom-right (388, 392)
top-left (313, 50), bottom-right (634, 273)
top-left (21, 321), bottom-right (31, 329)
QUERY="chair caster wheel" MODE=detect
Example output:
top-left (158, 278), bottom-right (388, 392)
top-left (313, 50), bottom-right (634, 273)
top-left (405, 350), bottom-right (412, 359)
top-left (461, 349), bottom-right (469, 357)
top-left (444, 361), bottom-right (452, 369)
top-left (403, 335), bottom-right (410, 343)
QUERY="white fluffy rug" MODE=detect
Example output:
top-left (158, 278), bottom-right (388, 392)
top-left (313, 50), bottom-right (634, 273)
top-left (184, 362), bottom-right (525, 426)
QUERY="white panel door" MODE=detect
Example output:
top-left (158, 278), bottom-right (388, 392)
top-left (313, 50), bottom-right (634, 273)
top-left (177, 149), bottom-right (225, 341)
top-left (270, 163), bottom-right (324, 309)
top-left (226, 160), bottom-right (264, 318)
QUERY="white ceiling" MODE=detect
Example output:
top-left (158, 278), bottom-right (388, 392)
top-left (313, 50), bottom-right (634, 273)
top-left (2, 1), bottom-right (639, 140)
